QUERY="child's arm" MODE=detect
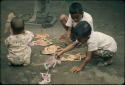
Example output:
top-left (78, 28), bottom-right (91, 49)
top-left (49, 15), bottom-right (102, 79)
top-left (67, 27), bottom-right (72, 38)
top-left (27, 31), bottom-right (35, 44)
top-left (71, 51), bottom-right (92, 73)
top-left (5, 38), bottom-right (9, 48)
top-left (56, 42), bottom-right (78, 58)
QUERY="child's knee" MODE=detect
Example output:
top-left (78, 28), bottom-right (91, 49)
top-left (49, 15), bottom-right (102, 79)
top-left (8, 59), bottom-right (24, 66)
top-left (59, 14), bottom-right (67, 22)
top-left (93, 51), bottom-right (101, 57)
top-left (94, 50), bottom-right (114, 61)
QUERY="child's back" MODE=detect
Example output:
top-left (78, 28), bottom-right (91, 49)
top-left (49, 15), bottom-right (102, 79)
top-left (5, 17), bottom-right (34, 66)
top-left (87, 31), bottom-right (117, 53)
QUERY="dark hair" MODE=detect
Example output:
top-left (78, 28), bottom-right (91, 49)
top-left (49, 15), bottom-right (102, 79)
top-left (69, 2), bottom-right (83, 14)
top-left (73, 21), bottom-right (91, 38)
top-left (11, 17), bottom-right (24, 34)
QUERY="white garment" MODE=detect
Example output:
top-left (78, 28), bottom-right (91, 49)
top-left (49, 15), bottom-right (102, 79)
top-left (5, 30), bottom-right (34, 65)
top-left (66, 12), bottom-right (94, 31)
top-left (87, 31), bottom-right (117, 53)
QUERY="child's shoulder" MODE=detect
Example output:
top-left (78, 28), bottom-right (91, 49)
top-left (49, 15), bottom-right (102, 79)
top-left (25, 30), bottom-right (33, 34)
top-left (93, 31), bottom-right (107, 36)
top-left (90, 31), bottom-right (112, 40)
top-left (25, 30), bottom-right (32, 33)
top-left (87, 31), bottom-right (101, 40)
top-left (5, 34), bottom-right (16, 42)
top-left (83, 11), bottom-right (92, 18)
top-left (24, 30), bottom-right (34, 37)
top-left (90, 31), bottom-right (104, 37)
top-left (6, 30), bottom-right (33, 39)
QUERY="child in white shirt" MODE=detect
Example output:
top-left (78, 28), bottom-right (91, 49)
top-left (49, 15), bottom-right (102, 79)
top-left (5, 17), bottom-right (34, 66)
top-left (59, 2), bottom-right (93, 43)
top-left (56, 21), bottom-right (117, 72)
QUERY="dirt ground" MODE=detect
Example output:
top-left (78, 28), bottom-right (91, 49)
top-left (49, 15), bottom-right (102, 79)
top-left (0, 0), bottom-right (125, 84)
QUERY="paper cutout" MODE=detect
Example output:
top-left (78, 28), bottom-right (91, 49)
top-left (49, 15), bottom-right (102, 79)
top-left (39, 72), bottom-right (51, 84)
top-left (43, 55), bottom-right (61, 70)
top-left (60, 53), bottom-right (86, 61)
top-left (42, 45), bottom-right (62, 54)
top-left (34, 34), bottom-right (49, 39)
top-left (31, 34), bottom-right (52, 46)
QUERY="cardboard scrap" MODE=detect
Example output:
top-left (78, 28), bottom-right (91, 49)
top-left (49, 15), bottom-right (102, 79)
top-left (43, 55), bottom-right (61, 70)
top-left (31, 34), bottom-right (52, 46)
top-left (60, 53), bottom-right (86, 61)
top-left (39, 72), bottom-right (51, 84)
top-left (42, 45), bottom-right (62, 54)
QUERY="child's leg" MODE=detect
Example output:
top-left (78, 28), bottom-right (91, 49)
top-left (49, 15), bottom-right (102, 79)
top-left (23, 58), bottom-right (30, 66)
top-left (7, 56), bottom-right (24, 66)
top-left (94, 49), bottom-right (115, 65)
top-left (59, 14), bottom-right (76, 45)
top-left (23, 55), bottom-right (31, 66)
top-left (59, 14), bottom-right (68, 31)
top-left (23, 49), bottom-right (31, 66)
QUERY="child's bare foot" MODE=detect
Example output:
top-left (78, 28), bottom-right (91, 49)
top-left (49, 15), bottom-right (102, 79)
top-left (59, 34), bottom-right (66, 42)
top-left (59, 34), bottom-right (72, 45)
top-left (23, 63), bottom-right (29, 66)
top-left (23, 61), bottom-right (30, 66)
top-left (104, 60), bottom-right (112, 66)
top-left (97, 59), bottom-right (112, 66)
top-left (23, 62), bottom-right (30, 66)
top-left (8, 62), bottom-right (24, 66)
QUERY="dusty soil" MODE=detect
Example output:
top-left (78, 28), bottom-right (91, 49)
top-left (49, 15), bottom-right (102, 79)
top-left (0, 0), bottom-right (124, 84)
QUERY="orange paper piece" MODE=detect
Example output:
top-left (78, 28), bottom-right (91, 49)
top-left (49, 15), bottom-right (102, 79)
top-left (35, 34), bottom-right (49, 39)
top-left (42, 45), bottom-right (61, 54)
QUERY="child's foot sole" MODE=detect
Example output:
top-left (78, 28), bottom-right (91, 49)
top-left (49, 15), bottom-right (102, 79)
top-left (104, 60), bottom-right (112, 66)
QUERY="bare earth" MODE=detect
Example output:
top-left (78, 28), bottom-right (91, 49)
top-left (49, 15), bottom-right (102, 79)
top-left (1, 0), bottom-right (124, 84)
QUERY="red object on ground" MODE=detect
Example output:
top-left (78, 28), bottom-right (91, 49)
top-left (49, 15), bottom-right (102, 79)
top-left (59, 34), bottom-right (66, 42)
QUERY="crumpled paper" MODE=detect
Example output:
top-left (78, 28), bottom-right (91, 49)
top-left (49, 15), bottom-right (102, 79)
top-left (43, 55), bottom-right (61, 70)
top-left (39, 72), bottom-right (51, 84)
top-left (39, 55), bottom-right (61, 84)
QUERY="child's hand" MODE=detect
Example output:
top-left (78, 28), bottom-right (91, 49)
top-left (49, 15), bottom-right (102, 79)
top-left (55, 51), bottom-right (63, 59)
top-left (67, 31), bottom-right (71, 39)
top-left (55, 48), bottom-right (64, 58)
top-left (71, 66), bottom-right (82, 73)
top-left (71, 66), bottom-right (83, 73)
top-left (28, 42), bottom-right (34, 47)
